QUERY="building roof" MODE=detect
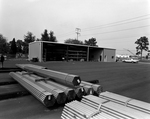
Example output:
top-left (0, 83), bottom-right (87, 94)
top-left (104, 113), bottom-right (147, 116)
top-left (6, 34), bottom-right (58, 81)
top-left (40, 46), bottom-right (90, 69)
top-left (29, 41), bottom-right (116, 50)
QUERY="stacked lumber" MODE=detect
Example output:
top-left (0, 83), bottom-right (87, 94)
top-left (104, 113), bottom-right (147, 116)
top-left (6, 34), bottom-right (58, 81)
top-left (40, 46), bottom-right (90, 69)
top-left (99, 91), bottom-right (150, 114)
top-left (61, 94), bottom-right (150, 119)
top-left (9, 72), bottom-right (55, 107)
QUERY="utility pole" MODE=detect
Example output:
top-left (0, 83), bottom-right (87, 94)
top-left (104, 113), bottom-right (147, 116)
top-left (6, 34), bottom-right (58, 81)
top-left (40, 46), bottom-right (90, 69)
top-left (75, 28), bottom-right (81, 40)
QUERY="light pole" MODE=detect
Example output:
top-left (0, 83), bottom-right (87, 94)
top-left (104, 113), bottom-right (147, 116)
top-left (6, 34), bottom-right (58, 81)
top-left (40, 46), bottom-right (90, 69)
top-left (75, 28), bottom-right (81, 40)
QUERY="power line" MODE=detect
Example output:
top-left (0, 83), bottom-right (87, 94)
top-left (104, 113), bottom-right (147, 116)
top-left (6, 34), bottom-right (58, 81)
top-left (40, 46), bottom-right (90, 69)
top-left (82, 14), bottom-right (150, 30)
top-left (56, 14), bottom-right (150, 38)
top-left (82, 17), bottom-right (150, 32)
top-left (81, 24), bottom-right (150, 37)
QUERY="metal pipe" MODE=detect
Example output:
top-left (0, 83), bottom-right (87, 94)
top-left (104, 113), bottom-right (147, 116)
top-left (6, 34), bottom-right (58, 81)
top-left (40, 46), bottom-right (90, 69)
top-left (31, 74), bottom-right (76, 101)
top-left (100, 91), bottom-right (150, 114)
top-left (24, 66), bottom-right (81, 86)
top-left (17, 72), bottom-right (66, 104)
top-left (9, 72), bottom-right (55, 107)
top-left (81, 81), bottom-right (102, 95)
top-left (80, 83), bottom-right (94, 95)
top-left (16, 64), bottom-right (46, 70)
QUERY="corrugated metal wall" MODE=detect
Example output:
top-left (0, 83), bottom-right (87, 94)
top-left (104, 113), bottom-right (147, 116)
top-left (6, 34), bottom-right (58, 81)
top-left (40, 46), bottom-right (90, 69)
top-left (29, 42), bottom-right (42, 62)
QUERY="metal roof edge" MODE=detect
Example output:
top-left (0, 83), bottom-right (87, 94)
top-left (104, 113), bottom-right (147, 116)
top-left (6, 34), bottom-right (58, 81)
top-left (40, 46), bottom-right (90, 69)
top-left (29, 41), bottom-right (116, 50)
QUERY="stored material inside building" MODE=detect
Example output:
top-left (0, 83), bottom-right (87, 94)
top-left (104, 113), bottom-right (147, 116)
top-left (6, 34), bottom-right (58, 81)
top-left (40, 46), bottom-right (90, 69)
top-left (29, 41), bottom-right (116, 62)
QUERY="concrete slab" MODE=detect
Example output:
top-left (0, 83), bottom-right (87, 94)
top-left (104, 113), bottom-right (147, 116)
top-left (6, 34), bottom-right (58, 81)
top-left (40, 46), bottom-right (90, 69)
top-left (0, 95), bottom-right (62, 119)
top-left (0, 84), bottom-right (29, 100)
top-left (0, 73), bottom-right (17, 85)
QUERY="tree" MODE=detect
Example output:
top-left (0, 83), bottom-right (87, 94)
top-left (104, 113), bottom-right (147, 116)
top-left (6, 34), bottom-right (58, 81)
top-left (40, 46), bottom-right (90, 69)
top-left (135, 36), bottom-right (149, 58)
top-left (41, 29), bottom-right (49, 41)
top-left (49, 31), bottom-right (57, 42)
top-left (64, 38), bottom-right (83, 45)
top-left (16, 40), bottom-right (23, 53)
top-left (23, 32), bottom-right (35, 54)
top-left (10, 38), bottom-right (17, 54)
top-left (36, 38), bottom-right (41, 41)
top-left (0, 34), bottom-right (9, 54)
top-left (24, 32), bottom-right (35, 43)
top-left (84, 37), bottom-right (97, 46)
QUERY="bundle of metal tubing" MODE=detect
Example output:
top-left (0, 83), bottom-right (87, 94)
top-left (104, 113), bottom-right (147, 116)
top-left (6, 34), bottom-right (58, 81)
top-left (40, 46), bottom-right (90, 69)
top-left (9, 72), bottom-right (55, 107)
top-left (23, 66), bottom-right (81, 86)
top-left (80, 83), bottom-right (94, 95)
top-left (16, 64), bottom-right (46, 70)
top-left (27, 72), bottom-right (76, 102)
top-left (73, 86), bottom-right (85, 99)
top-left (21, 71), bottom-right (84, 100)
top-left (81, 95), bottom-right (108, 109)
top-left (61, 100), bottom-right (125, 119)
top-left (99, 91), bottom-right (150, 114)
top-left (81, 81), bottom-right (102, 95)
top-left (81, 95), bottom-right (150, 119)
top-left (18, 71), bottom-right (67, 104)
top-left (61, 100), bottom-right (99, 119)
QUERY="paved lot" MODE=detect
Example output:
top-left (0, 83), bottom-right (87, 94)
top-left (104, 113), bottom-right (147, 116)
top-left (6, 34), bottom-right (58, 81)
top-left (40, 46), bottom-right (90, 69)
top-left (0, 60), bottom-right (150, 119)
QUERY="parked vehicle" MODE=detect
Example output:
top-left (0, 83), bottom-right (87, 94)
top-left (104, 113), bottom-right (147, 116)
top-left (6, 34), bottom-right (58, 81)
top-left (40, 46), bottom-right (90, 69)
top-left (122, 58), bottom-right (139, 63)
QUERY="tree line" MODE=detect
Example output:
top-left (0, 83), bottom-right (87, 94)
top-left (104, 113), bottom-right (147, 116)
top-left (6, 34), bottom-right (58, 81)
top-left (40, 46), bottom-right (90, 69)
top-left (0, 29), bottom-right (149, 58)
top-left (0, 29), bottom-right (98, 56)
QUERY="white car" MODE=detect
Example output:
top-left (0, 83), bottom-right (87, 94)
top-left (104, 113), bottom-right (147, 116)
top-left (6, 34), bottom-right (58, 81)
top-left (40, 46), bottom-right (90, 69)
top-left (122, 58), bottom-right (139, 63)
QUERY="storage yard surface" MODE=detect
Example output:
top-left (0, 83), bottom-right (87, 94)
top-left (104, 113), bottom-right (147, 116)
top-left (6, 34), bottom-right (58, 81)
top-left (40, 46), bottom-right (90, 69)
top-left (0, 60), bottom-right (150, 119)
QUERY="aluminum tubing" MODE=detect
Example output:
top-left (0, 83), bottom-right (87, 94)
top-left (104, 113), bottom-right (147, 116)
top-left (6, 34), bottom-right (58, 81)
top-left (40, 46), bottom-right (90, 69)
top-left (24, 66), bottom-right (81, 86)
top-left (101, 101), bottom-right (150, 119)
top-left (81, 99), bottom-right (98, 109)
top-left (63, 107), bottom-right (86, 119)
top-left (64, 101), bottom-right (101, 119)
top-left (16, 64), bottom-right (46, 70)
top-left (66, 101), bottom-right (97, 116)
top-left (82, 95), bottom-right (108, 107)
top-left (74, 86), bottom-right (85, 99)
top-left (100, 91), bottom-right (150, 114)
top-left (64, 106), bottom-right (88, 119)
top-left (18, 72), bottom-right (67, 104)
top-left (9, 72), bottom-right (55, 107)
top-left (31, 74), bottom-right (76, 102)
top-left (80, 84), bottom-right (94, 95)
top-left (81, 81), bottom-right (102, 95)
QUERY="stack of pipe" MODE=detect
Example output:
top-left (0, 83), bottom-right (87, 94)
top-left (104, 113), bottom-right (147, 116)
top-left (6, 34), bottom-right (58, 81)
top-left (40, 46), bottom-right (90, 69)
top-left (81, 95), bottom-right (108, 109)
top-left (62, 95), bottom-right (150, 119)
top-left (81, 95), bottom-right (150, 119)
top-left (80, 83), bottom-right (94, 95)
top-left (17, 72), bottom-right (67, 104)
top-left (100, 101), bottom-right (150, 119)
top-left (23, 66), bottom-right (81, 87)
top-left (16, 64), bottom-right (46, 70)
top-left (61, 100), bottom-right (99, 119)
top-left (73, 86), bottom-right (85, 99)
top-left (9, 72), bottom-right (55, 107)
top-left (81, 81), bottom-right (102, 95)
top-left (99, 91), bottom-right (150, 114)
top-left (26, 72), bottom-right (76, 102)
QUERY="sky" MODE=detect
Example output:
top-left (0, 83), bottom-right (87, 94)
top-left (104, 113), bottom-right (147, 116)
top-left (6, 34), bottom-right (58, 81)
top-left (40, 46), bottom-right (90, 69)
top-left (0, 0), bottom-right (150, 55)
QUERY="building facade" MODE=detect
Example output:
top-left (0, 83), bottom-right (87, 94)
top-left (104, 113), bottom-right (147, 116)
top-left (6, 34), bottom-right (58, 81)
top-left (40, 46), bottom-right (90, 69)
top-left (29, 41), bottom-right (116, 62)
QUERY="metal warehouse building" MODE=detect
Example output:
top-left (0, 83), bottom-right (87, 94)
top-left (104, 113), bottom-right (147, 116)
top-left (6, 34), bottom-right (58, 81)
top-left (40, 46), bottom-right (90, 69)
top-left (29, 41), bottom-right (116, 62)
